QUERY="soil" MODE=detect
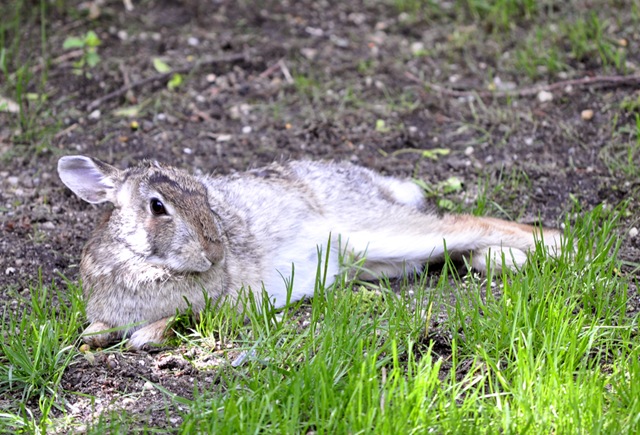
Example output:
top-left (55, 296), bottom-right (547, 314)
top-left (1, 0), bottom-right (639, 431)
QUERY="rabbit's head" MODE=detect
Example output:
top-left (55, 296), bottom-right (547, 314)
top-left (58, 156), bottom-right (224, 274)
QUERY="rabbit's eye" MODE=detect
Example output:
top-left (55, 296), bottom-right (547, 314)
top-left (150, 198), bottom-right (167, 216)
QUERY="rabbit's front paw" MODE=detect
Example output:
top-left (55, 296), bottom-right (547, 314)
top-left (82, 321), bottom-right (120, 348)
top-left (127, 318), bottom-right (171, 350)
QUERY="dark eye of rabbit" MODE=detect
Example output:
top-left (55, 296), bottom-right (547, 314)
top-left (150, 198), bottom-right (167, 216)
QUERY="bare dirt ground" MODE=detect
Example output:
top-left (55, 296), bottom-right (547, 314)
top-left (1, 0), bottom-right (639, 430)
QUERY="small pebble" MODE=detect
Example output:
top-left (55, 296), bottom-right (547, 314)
top-left (88, 109), bottom-right (101, 120)
top-left (300, 48), bottom-right (317, 60)
top-left (410, 41), bottom-right (425, 55)
top-left (106, 356), bottom-right (118, 369)
top-left (187, 36), bottom-right (199, 46)
top-left (629, 227), bottom-right (638, 238)
top-left (40, 221), bottom-right (55, 230)
top-left (537, 90), bottom-right (553, 103)
top-left (183, 148), bottom-right (193, 155)
top-left (348, 12), bottom-right (366, 25)
top-left (143, 381), bottom-right (155, 391)
top-left (305, 26), bottom-right (323, 37)
top-left (242, 126), bottom-right (252, 134)
top-left (581, 109), bottom-right (594, 121)
top-left (229, 104), bottom-right (251, 119)
top-left (330, 34), bottom-right (349, 48)
top-left (7, 176), bottom-right (19, 185)
top-left (464, 146), bottom-right (474, 156)
top-left (88, 2), bottom-right (101, 19)
top-left (5, 267), bottom-right (16, 275)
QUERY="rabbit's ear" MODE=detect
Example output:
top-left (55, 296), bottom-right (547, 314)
top-left (58, 155), bottom-right (121, 204)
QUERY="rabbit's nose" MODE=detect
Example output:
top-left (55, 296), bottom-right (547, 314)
top-left (203, 240), bottom-right (223, 265)
top-left (198, 253), bottom-right (213, 270)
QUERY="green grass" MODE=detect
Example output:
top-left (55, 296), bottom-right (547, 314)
top-left (3, 205), bottom-right (636, 433)
top-left (2, 0), bottom-right (639, 432)
top-left (0, 0), bottom-right (71, 154)
top-left (166, 204), bottom-right (637, 433)
top-left (510, 11), bottom-right (627, 80)
top-left (602, 113), bottom-right (640, 180)
top-left (205, 205), bottom-right (632, 433)
top-left (0, 275), bottom-right (84, 433)
top-left (392, 0), bottom-right (539, 28)
top-left (391, 1), bottom-right (629, 81)
top-left (514, 26), bottom-right (567, 78)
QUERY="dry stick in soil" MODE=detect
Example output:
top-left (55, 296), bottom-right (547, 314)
top-left (86, 52), bottom-right (250, 112)
top-left (404, 71), bottom-right (640, 98)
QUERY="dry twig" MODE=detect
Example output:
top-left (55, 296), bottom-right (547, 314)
top-left (404, 71), bottom-right (640, 99)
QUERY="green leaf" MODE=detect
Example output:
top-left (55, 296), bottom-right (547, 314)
top-left (167, 73), bottom-right (183, 90)
top-left (85, 52), bottom-right (101, 68)
top-left (437, 198), bottom-right (455, 210)
top-left (152, 58), bottom-right (172, 73)
top-left (113, 105), bottom-right (141, 118)
top-left (26, 93), bottom-right (46, 102)
top-left (421, 148), bottom-right (450, 160)
top-left (72, 58), bottom-right (85, 69)
top-left (62, 37), bottom-right (84, 49)
top-left (84, 30), bottom-right (101, 48)
top-left (375, 119), bottom-right (390, 132)
top-left (440, 176), bottom-right (463, 194)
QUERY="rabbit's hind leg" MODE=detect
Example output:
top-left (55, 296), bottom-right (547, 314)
top-left (443, 215), bottom-right (563, 272)
top-left (339, 213), bottom-right (562, 278)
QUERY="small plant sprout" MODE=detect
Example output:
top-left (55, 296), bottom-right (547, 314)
top-left (62, 30), bottom-right (101, 77)
top-left (152, 58), bottom-right (183, 90)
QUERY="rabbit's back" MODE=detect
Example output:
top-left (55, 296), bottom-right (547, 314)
top-left (286, 160), bottom-right (427, 212)
top-left (204, 160), bottom-right (427, 220)
top-left (198, 160), bottom-right (432, 306)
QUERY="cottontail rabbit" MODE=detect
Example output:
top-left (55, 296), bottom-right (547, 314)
top-left (58, 156), bottom-right (563, 349)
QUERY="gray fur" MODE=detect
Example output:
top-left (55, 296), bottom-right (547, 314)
top-left (58, 156), bottom-right (563, 349)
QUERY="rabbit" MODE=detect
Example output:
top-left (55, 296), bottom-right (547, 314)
top-left (57, 155), bottom-right (563, 350)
